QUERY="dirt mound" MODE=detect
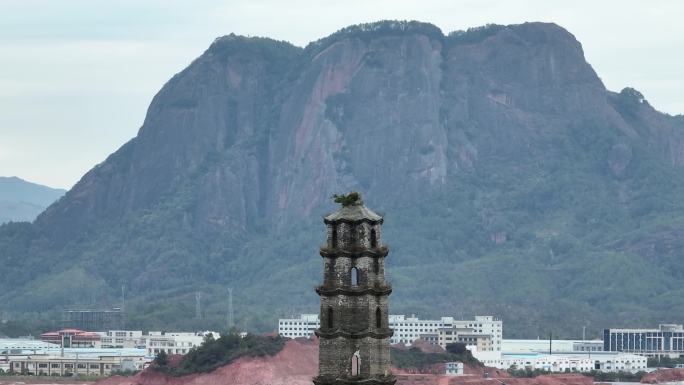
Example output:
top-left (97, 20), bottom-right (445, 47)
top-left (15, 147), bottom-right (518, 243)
top-left (411, 340), bottom-right (447, 354)
top-left (98, 338), bottom-right (317, 385)
top-left (641, 368), bottom-right (684, 383)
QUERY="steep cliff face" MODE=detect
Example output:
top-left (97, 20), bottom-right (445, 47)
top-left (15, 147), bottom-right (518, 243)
top-left (38, 36), bottom-right (302, 240)
top-left (2, 21), bottom-right (684, 334)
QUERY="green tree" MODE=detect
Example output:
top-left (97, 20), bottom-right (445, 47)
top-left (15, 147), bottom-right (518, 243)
top-left (446, 343), bottom-right (467, 355)
top-left (154, 350), bottom-right (169, 368)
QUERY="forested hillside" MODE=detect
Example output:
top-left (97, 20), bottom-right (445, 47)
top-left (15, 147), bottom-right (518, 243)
top-left (1, 21), bottom-right (683, 338)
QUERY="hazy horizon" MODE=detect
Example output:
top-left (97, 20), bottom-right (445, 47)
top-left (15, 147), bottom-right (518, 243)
top-left (1, 0), bottom-right (683, 189)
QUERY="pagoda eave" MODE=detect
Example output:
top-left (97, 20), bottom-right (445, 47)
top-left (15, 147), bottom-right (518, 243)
top-left (314, 329), bottom-right (394, 340)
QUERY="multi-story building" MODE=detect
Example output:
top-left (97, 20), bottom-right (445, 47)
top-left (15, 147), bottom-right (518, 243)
top-left (454, 331), bottom-right (493, 352)
top-left (62, 308), bottom-right (123, 331)
top-left (278, 314), bottom-right (457, 343)
top-left (453, 316), bottom-right (502, 351)
top-left (393, 315), bottom-right (502, 349)
top-left (389, 315), bottom-right (455, 345)
top-left (604, 324), bottom-right (684, 357)
top-left (503, 339), bottom-right (603, 353)
top-left (141, 331), bottom-right (220, 356)
top-left (40, 329), bottom-right (220, 356)
top-left (6, 350), bottom-right (147, 376)
top-left (278, 314), bottom-right (320, 339)
top-left (278, 313), bottom-right (502, 349)
top-left (98, 330), bottom-right (143, 348)
top-left (424, 327), bottom-right (494, 351)
top-left (0, 339), bottom-right (60, 354)
top-left (41, 329), bottom-right (102, 348)
top-left (573, 340), bottom-right (604, 352)
top-left (473, 351), bottom-right (647, 373)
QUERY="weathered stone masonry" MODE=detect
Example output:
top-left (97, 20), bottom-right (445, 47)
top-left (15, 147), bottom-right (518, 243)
top-left (314, 198), bottom-right (396, 385)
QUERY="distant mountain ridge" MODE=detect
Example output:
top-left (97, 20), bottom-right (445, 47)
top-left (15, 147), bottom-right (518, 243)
top-left (1, 21), bottom-right (683, 337)
top-left (0, 176), bottom-right (65, 223)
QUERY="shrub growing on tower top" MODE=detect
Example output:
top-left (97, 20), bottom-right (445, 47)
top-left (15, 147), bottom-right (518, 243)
top-left (332, 192), bottom-right (362, 207)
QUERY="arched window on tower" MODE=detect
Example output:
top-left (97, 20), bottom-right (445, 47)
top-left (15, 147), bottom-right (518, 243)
top-left (376, 307), bottom-right (382, 329)
top-left (374, 259), bottom-right (379, 275)
top-left (370, 228), bottom-right (377, 248)
top-left (327, 306), bottom-right (334, 329)
top-left (351, 351), bottom-right (361, 376)
top-left (331, 224), bottom-right (338, 248)
top-left (351, 267), bottom-right (358, 286)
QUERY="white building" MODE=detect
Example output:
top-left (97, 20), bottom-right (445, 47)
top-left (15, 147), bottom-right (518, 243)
top-left (435, 328), bottom-right (494, 351)
top-left (503, 339), bottom-right (603, 353)
top-left (453, 316), bottom-right (503, 352)
top-left (392, 315), bottom-right (502, 349)
top-left (6, 349), bottom-right (148, 376)
top-left (98, 330), bottom-right (144, 348)
top-left (472, 350), bottom-right (647, 373)
top-left (604, 324), bottom-right (684, 357)
top-left (389, 315), bottom-right (455, 345)
top-left (91, 330), bottom-right (222, 356)
top-left (277, 314), bottom-right (502, 350)
top-left (277, 314), bottom-right (460, 342)
top-left (278, 314), bottom-right (320, 339)
top-left (0, 339), bottom-right (60, 354)
top-left (445, 362), bottom-right (464, 375)
top-left (142, 331), bottom-right (220, 356)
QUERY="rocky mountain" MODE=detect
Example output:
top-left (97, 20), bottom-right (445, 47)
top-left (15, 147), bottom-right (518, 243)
top-left (0, 176), bottom-right (65, 224)
top-left (1, 21), bottom-right (683, 337)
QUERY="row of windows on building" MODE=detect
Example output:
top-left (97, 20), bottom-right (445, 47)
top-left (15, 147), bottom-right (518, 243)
top-left (101, 338), bottom-right (125, 343)
top-left (148, 340), bottom-right (197, 347)
top-left (397, 328), bottom-right (447, 333)
top-left (104, 331), bottom-right (136, 337)
top-left (279, 321), bottom-right (318, 325)
top-left (278, 315), bottom-right (502, 348)
top-left (11, 362), bottom-right (115, 372)
top-left (392, 323), bottom-right (447, 327)
top-left (577, 346), bottom-right (602, 351)
top-left (151, 348), bottom-right (190, 354)
top-left (606, 333), bottom-right (684, 351)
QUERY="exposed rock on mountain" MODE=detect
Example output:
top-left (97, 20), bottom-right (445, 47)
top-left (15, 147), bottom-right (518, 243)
top-left (1, 21), bottom-right (683, 335)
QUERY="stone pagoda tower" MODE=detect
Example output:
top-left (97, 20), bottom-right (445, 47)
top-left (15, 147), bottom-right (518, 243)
top-left (314, 192), bottom-right (395, 385)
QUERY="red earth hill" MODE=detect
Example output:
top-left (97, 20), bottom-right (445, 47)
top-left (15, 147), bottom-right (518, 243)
top-left (97, 339), bottom-right (592, 385)
top-left (641, 368), bottom-right (684, 383)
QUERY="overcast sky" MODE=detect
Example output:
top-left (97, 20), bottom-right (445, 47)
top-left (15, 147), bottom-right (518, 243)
top-left (1, 0), bottom-right (682, 189)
